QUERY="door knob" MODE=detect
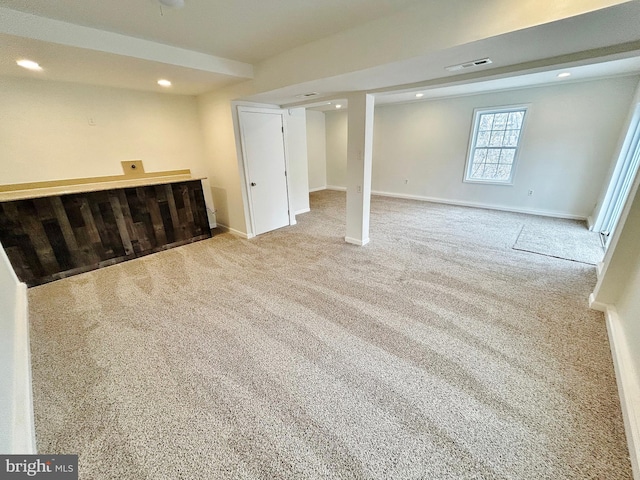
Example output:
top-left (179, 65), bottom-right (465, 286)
top-left (251, 182), bottom-right (256, 186)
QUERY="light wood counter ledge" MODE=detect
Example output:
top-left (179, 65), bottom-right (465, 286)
top-left (0, 161), bottom-right (205, 202)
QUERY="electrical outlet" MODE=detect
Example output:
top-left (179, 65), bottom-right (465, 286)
top-left (528, 189), bottom-right (534, 196)
top-left (357, 185), bottom-right (362, 193)
top-left (404, 179), bottom-right (409, 184)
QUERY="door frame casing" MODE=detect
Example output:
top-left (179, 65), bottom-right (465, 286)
top-left (235, 105), bottom-right (296, 238)
top-left (593, 103), bottom-right (640, 247)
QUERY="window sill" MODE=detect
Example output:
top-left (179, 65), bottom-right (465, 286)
top-left (463, 178), bottom-right (514, 186)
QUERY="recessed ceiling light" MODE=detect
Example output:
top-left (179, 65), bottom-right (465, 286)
top-left (557, 72), bottom-right (571, 78)
top-left (335, 104), bottom-right (342, 109)
top-left (157, 79), bottom-right (172, 87)
top-left (415, 93), bottom-right (424, 98)
top-left (16, 59), bottom-right (42, 71)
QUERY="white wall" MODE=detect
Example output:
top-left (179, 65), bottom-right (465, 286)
top-left (285, 108), bottom-right (310, 214)
top-left (0, 77), bottom-right (209, 183)
top-left (615, 255), bottom-right (640, 480)
top-left (198, 83), bottom-right (311, 235)
top-left (325, 111), bottom-right (348, 189)
top-left (618, 261), bottom-right (640, 374)
top-left (0, 76), bottom-right (214, 218)
top-left (325, 76), bottom-right (639, 218)
top-left (591, 171), bottom-right (640, 479)
top-left (197, 83), bottom-right (259, 235)
top-left (0, 246), bottom-right (34, 454)
top-left (306, 111), bottom-right (327, 191)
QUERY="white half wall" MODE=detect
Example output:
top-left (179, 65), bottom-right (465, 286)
top-left (325, 76), bottom-right (639, 218)
top-left (0, 76), bottom-right (215, 223)
top-left (613, 237), bottom-right (640, 480)
top-left (611, 190), bottom-right (640, 390)
top-left (306, 110), bottom-right (327, 191)
top-left (0, 246), bottom-right (35, 454)
top-left (617, 259), bottom-right (640, 388)
top-left (591, 167), bottom-right (640, 479)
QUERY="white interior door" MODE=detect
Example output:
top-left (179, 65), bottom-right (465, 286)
top-left (239, 109), bottom-right (291, 235)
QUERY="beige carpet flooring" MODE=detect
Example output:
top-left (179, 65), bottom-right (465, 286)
top-left (512, 218), bottom-right (604, 265)
top-left (29, 190), bottom-right (631, 479)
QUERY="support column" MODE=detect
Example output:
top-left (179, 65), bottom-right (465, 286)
top-left (345, 92), bottom-right (375, 246)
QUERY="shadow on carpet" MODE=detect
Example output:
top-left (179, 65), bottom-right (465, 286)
top-left (512, 221), bottom-right (604, 265)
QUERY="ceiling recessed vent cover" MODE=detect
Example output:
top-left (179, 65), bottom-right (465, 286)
top-left (159, 0), bottom-right (185, 8)
top-left (296, 92), bottom-right (320, 98)
top-left (445, 58), bottom-right (492, 72)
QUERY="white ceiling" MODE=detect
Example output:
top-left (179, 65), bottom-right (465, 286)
top-left (261, 60), bottom-right (640, 112)
top-left (1, 0), bottom-right (640, 102)
top-left (373, 57), bottom-right (640, 106)
top-left (0, 0), bottom-right (423, 63)
top-left (305, 55), bottom-right (640, 113)
top-left (0, 33), bottom-right (241, 95)
top-left (250, 1), bottom-right (640, 107)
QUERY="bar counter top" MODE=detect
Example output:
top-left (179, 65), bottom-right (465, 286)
top-left (0, 173), bottom-right (205, 202)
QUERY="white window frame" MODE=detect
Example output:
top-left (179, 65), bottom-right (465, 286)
top-left (463, 105), bottom-right (529, 185)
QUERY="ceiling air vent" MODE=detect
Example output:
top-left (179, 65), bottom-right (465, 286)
top-left (445, 58), bottom-right (492, 72)
top-left (295, 92), bottom-right (320, 98)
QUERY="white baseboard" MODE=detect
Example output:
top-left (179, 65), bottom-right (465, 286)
top-left (589, 293), bottom-right (608, 312)
top-left (371, 190), bottom-right (587, 221)
top-left (309, 187), bottom-right (326, 193)
top-left (345, 236), bottom-right (370, 246)
top-left (587, 215), bottom-right (595, 230)
top-left (603, 305), bottom-right (640, 480)
top-left (295, 208), bottom-right (311, 215)
top-left (216, 224), bottom-right (250, 239)
top-left (320, 187), bottom-right (587, 220)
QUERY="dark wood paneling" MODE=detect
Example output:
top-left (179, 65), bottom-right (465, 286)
top-left (0, 180), bottom-right (211, 286)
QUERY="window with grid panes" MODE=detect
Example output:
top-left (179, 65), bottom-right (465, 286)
top-left (464, 106), bottom-right (527, 184)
